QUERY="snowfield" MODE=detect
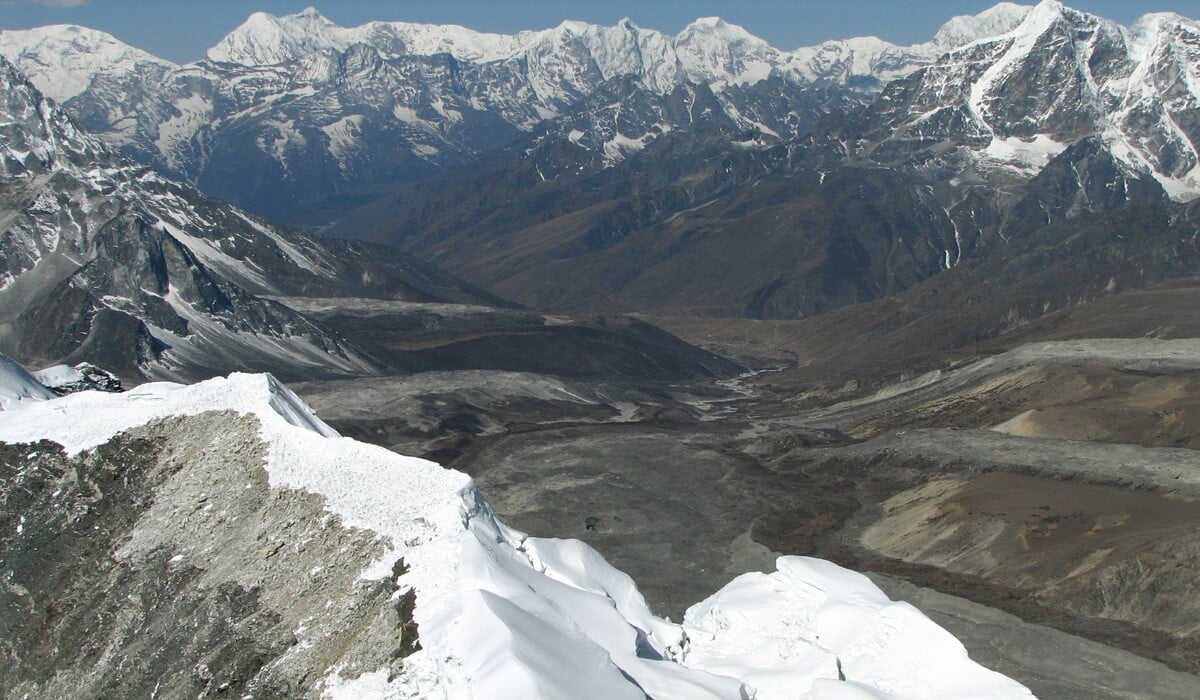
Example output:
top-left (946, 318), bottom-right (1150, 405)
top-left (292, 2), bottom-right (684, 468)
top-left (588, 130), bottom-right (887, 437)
top-left (0, 359), bottom-right (1032, 699)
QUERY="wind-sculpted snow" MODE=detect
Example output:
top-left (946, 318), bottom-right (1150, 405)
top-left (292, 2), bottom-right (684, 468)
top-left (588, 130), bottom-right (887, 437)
top-left (0, 351), bottom-right (54, 410)
top-left (683, 557), bottom-right (1033, 699)
top-left (0, 370), bottom-right (1034, 698)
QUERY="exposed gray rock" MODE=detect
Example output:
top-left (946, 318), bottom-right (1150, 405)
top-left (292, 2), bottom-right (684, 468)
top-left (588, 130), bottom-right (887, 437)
top-left (0, 411), bottom-right (416, 698)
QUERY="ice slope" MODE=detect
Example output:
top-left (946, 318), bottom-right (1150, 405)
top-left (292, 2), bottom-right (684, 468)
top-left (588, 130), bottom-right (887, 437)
top-left (0, 371), bottom-right (1034, 699)
top-left (29, 364), bottom-right (84, 390)
top-left (684, 557), bottom-right (1032, 699)
top-left (0, 352), bottom-right (54, 411)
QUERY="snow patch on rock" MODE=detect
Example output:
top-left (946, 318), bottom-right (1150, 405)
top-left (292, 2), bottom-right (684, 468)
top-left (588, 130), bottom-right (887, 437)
top-left (982, 133), bottom-right (1068, 171)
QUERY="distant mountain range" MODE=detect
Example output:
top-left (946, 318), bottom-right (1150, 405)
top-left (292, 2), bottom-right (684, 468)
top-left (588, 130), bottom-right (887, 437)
top-left (330, 1), bottom-right (1200, 322)
top-left (0, 56), bottom-right (510, 381)
top-left (0, 53), bottom-right (745, 384)
top-left (3, 1), bottom-right (1200, 335)
top-left (0, 3), bottom-right (1032, 225)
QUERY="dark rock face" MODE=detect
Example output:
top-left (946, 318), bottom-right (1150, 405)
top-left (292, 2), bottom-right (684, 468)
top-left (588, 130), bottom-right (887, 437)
top-left (0, 412), bottom-right (416, 698)
top-left (343, 118), bottom-right (1173, 322)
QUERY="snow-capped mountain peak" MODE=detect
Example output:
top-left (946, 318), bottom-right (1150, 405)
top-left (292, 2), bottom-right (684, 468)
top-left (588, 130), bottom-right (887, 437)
top-left (681, 16), bottom-right (759, 38)
top-left (208, 7), bottom-right (519, 66)
top-left (861, 1), bottom-right (1200, 199)
top-left (931, 2), bottom-right (1033, 50)
top-left (0, 24), bottom-right (174, 103)
top-left (206, 7), bottom-right (340, 65)
top-left (674, 17), bottom-right (778, 86)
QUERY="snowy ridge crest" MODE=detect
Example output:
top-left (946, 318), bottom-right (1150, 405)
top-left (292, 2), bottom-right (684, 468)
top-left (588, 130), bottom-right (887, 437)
top-left (931, 3), bottom-right (1034, 50)
top-left (0, 370), bottom-right (1035, 699)
top-left (0, 352), bottom-right (56, 411)
top-left (202, 5), bottom-right (961, 89)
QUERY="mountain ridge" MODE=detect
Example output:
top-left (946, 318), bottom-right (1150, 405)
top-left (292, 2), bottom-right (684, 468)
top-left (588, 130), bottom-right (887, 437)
top-left (0, 4), bottom-right (1043, 225)
top-left (4, 1), bottom-right (1200, 324)
top-left (0, 55), bottom-right (501, 381)
top-left (0, 354), bottom-right (1035, 698)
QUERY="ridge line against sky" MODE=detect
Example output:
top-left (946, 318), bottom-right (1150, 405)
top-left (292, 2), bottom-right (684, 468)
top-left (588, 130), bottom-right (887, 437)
top-left (1, 0), bottom-right (1198, 64)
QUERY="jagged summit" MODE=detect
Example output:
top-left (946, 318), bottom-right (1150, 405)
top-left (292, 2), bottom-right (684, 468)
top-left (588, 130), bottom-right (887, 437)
top-left (206, 6), bottom-right (518, 65)
top-left (206, 6), bottom-right (340, 65)
top-left (858, 0), bottom-right (1200, 197)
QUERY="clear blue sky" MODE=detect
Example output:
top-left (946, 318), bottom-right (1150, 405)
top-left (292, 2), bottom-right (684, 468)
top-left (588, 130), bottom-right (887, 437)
top-left (1, 1), bottom-right (1198, 63)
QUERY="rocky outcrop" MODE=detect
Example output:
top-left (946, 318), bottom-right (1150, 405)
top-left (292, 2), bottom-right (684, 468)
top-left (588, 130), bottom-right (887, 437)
top-left (0, 412), bottom-right (408, 698)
